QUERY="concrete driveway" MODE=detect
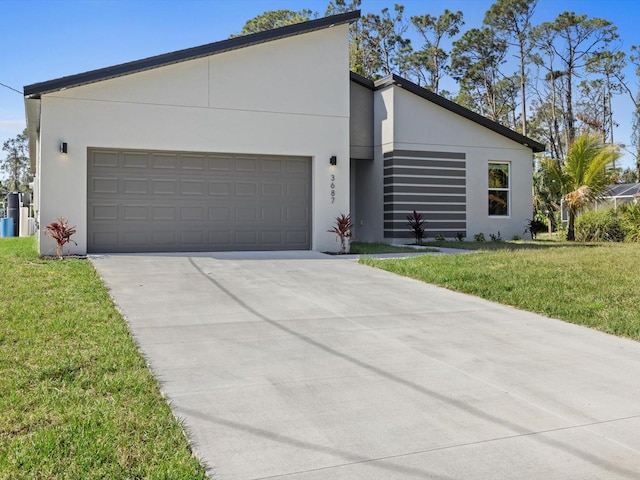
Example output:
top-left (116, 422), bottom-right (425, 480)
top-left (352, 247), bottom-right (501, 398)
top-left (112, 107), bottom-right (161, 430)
top-left (92, 252), bottom-right (640, 479)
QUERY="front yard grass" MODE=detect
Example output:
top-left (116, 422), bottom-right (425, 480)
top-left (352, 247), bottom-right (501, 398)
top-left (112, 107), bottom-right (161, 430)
top-left (0, 237), bottom-right (206, 478)
top-left (361, 242), bottom-right (640, 341)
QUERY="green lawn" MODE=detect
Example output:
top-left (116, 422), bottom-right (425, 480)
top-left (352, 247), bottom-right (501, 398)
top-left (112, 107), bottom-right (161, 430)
top-left (0, 237), bottom-right (207, 479)
top-left (361, 242), bottom-right (640, 341)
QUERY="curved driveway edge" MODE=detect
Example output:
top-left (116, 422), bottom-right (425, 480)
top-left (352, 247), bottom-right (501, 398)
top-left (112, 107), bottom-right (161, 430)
top-left (92, 252), bottom-right (640, 479)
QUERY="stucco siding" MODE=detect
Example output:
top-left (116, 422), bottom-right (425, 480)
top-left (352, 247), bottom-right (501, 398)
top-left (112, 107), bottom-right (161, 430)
top-left (381, 86), bottom-right (533, 242)
top-left (37, 25), bottom-right (351, 255)
top-left (349, 81), bottom-right (373, 160)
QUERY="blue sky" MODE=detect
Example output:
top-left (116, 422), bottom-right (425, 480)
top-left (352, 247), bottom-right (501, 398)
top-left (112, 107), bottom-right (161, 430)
top-left (2, 0), bottom-right (639, 168)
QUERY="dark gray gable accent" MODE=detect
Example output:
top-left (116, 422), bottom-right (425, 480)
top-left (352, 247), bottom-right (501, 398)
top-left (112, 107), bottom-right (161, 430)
top-left (372, 74), bottom-right (545, 153)
top-left (25, 10), bottom-right (360, 97)
top-left (383, 150), bottom-right (466, 160)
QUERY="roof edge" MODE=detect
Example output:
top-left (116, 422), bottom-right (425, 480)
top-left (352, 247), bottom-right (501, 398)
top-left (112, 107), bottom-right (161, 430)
top-left (24, 10), bottom-right (360, 97)
top-left (349, 71), bottom-right (375, 89)
top-left (374, 74), bottom-right (546, 153)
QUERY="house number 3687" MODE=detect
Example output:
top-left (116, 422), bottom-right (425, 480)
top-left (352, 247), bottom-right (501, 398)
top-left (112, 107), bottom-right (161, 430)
top-left (330, 174), bottom-right (336, 204)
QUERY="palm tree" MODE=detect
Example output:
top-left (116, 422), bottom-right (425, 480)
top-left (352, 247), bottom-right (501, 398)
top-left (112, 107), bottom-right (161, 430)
top-left (543, 133), bottom-right (621, 240)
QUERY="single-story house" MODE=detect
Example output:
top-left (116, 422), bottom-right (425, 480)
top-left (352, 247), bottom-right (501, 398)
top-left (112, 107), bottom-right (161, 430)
top-left (24, 10), bottom-right (544, 255)
top-left (594, 183), bottom-right (640, 210)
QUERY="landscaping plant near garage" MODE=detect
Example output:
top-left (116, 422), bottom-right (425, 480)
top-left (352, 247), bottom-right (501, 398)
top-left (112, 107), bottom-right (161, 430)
top-left (0, 237), bottom-right (207, 478)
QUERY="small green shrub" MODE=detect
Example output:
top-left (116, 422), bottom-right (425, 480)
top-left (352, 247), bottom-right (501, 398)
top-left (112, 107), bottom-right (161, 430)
top-left (511, 235), bottom-right (522, 241)
top-left (574, 209), bottom-right (625, 242)
top-left (435, 234), bottom-right (446, 242)
top-left (525, 218), bottom-right (547, 239)
top-left (455, 232), bottom-right (465, 242)
top-left (489, 231), bottom-right (503, 242)
top-left (619, 203), bottom-right (640, 242)
top-left (474, 232), bottom-right (485, 242)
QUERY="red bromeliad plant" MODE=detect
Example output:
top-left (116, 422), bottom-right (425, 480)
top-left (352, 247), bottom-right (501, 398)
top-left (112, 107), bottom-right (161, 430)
top-left (328, 213), bottom-right (352, 254)
top-left (45, 217), bottom-right (77, 259)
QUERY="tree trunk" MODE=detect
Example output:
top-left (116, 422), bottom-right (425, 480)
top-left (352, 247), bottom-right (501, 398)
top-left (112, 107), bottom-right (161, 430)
top-left (519, 42), bottom-right (527, 136)
top-left (567, 208), bottom-right (576, 241)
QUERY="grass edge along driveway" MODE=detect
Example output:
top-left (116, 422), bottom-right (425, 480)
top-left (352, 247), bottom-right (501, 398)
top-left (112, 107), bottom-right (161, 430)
top-left (361, 242), bottom-right (640, 341)
top-left (0, 237), bottom-right (207, 479)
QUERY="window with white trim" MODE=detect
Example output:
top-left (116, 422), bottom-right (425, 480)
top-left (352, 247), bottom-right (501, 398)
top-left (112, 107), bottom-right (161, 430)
top-left (488, 162), bottom-right (509, 216)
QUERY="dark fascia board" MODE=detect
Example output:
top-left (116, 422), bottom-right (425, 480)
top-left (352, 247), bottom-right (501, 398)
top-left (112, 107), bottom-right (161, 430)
top-left (24, 10), bottom-right (360, 97)
top-left (373, 74), bottom-right (546, 153)
top-left (349, 71), bottom-right (375, 89)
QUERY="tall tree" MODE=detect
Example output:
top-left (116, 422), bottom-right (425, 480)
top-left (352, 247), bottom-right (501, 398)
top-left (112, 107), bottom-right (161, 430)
top-left (543, 132), bottom-right (621, 240)
top-left (359, 5), bottom-right (411, 78)
top-left (1, 129), bottom-right (30, 192)
top-left (532, 12), bottom-right (618, 148)
top-left (409, 9), bottom-right (464, 93)
top-left (585, 50), bottom-right (626, 145)
top-left (232, 9), bottom-right (314, 37)
top-left (325, 0), bottom-right (365, 76)
top-left (451, 27), bottom-right (508, 121)
top-left (484, 0), bottom-right (537, 136)
top-left (625, 45), bottom-right (640, 180)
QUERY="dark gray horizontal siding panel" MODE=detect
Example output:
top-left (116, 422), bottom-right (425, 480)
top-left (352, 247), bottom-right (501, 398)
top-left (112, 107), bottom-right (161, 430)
top-left (385, 221), bottom-right (467, 230)
top-left (383, 150), bottom-right (466, 160)
top-left (385, 230), bottom-right (467, 239)
top-left (384, 185), bottom-right (466, 195)
top-left (384, 176), bottom-right (466, 186)
top-left (384, 194), bottom-right (465, 204)
top-left (384, 212), bottom-right (466, 221)
top-left (384, 203), bottom-right (466, 212)
top-left (384, 158), bottom-right (466, 169)
top-left (384, 167), bottom-right (466, 177)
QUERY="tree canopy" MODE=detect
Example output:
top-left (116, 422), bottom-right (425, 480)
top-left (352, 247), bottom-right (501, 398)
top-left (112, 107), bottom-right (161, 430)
top-left (1, 129), bottom-right (31, 193)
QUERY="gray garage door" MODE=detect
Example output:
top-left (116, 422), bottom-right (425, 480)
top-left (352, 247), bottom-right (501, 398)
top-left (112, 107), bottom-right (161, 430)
top-left (87, 148), bottom-right (311, 253)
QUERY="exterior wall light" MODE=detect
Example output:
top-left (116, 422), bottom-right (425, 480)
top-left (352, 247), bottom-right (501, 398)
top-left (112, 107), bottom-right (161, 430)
top-left (60, 142), bottom-right (68, 154)
top-left (329, 155), bottom-right (337, 166)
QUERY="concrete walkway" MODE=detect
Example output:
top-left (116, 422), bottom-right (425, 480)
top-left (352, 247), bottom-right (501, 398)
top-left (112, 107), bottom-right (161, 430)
top-left (92, 252), bottom-right (640, 479)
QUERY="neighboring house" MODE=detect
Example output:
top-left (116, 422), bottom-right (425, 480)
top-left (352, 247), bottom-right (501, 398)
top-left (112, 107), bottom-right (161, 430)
top-left (24, 11), bottom-right (544, 255)
top-left (593, 183), bottom-right (640, 210)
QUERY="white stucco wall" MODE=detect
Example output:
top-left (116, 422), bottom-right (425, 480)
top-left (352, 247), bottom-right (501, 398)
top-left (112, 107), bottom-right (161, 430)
top-left (383, 86), bottom-right (534, 241)
top-left (36, 25), bottom-right (351, 254)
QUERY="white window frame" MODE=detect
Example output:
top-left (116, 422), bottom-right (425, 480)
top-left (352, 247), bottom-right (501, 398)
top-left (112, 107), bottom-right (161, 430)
top-left (488, 161), bottom-right (510, 217)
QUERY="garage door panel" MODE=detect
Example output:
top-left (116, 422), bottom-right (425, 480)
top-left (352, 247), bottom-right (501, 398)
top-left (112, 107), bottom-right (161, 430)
top-left (236, 182), bottom-right (257, 196)
top-left (286, 206), bottom-right (309, 223)
top-left (92, 177), bottom-right (119, 194)
top-left (152, 154), bottom-right (179, 169)
top-left (91, 204), bottom-right (119, 221)
top-left (236, 158), bottom-right (258, 172)
top-left (123, 152), bottom-right (148, 169)
top-left (209, 207), bottom-right (231, 221)
top-left (235, 231), bottom-right (258, 246)
top-left (209, 231), bottom-right (232, 245)
top-left (88, 148), bottom-right (311, 252)
top-left (181, 231), bottom-right (206, 246)
top-left (180, 180), bottom-right (206, 195)
top-left (209, 181), bottom-right (232, 196)
top-left (181, 155), bottom-right (206, 170)
top-left (123, 205), bottom-right (149, 220)
top-left (262, 159), bottom-right (283, 173)
top-left (92, 151), bottom-right (119, 168)
top-left (152, 231), bottom-right (177, 246)
top-left (152, 179), bottom-right (178, 195)
top-left (123, 178), bottom-right (148, 194)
